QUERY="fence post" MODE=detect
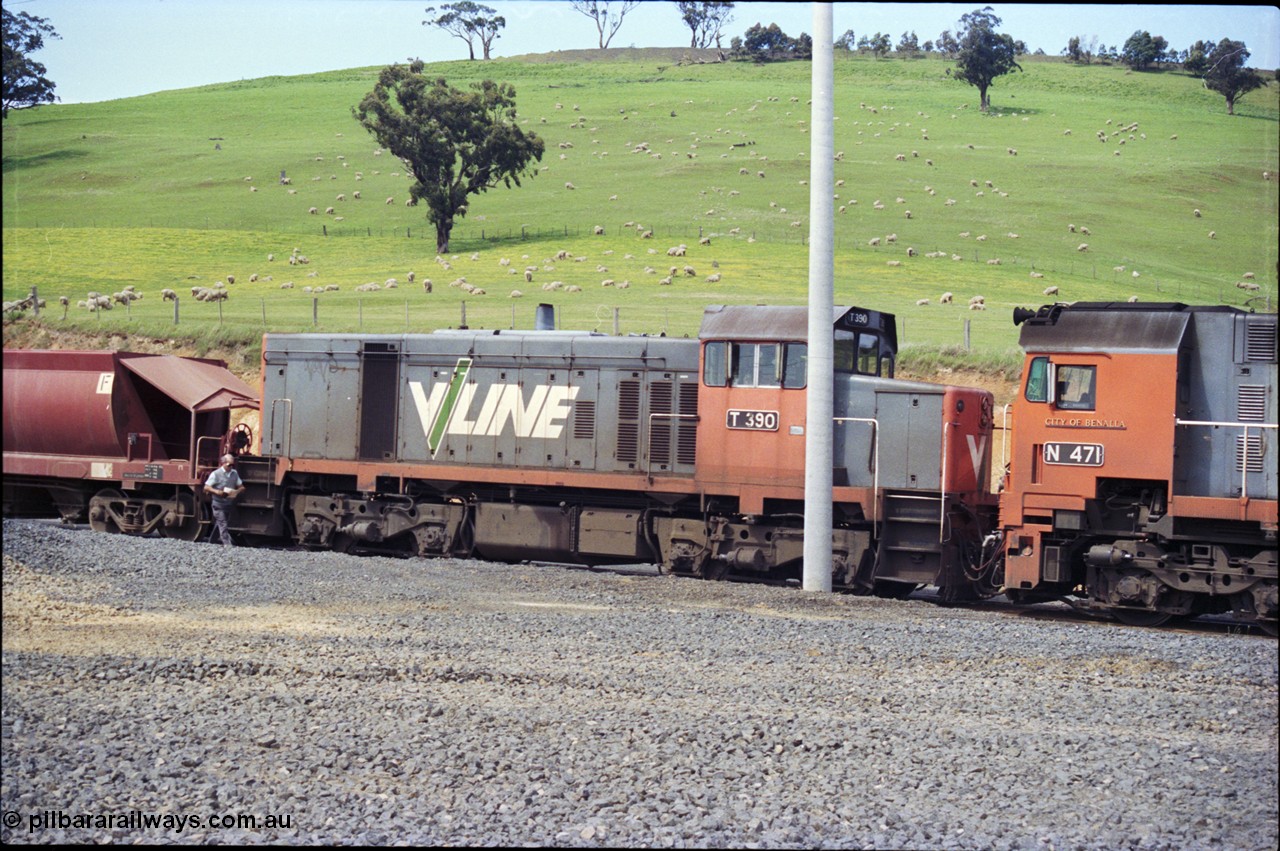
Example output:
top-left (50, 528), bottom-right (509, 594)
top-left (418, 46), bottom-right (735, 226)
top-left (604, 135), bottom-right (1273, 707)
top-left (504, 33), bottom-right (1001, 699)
top-left (30, 286), bottom-right (39, 317)
top-left (261, 298), bottom-right (266, 326)
top-left (217, 299), bottom-right (223, 326)
top-left (460, 301), bottom-right (467, 329)
top-left (174, 297), bottom-right (180, 325)
top-left (359, 299), bottom-right (363, 329)
top-left (613, 308), bottom-right (620, 336)
top-left (964, 319), bottom-right (971, 351)
top-left (313, 297), bottom-right (318, 327)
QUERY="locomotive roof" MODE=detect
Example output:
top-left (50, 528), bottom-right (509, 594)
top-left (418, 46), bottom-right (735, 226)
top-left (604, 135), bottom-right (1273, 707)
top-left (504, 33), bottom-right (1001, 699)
top-left (1017, 302), bottom-right (1250, 354)
top-left (699, 304), bottom-right (896, 345)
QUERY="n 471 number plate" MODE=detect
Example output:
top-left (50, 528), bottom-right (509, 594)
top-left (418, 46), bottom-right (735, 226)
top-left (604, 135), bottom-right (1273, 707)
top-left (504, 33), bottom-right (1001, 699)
top-left (726, 409), bottom-right (779, 431)
top-left (1043, 442), bottom-right (1104, 466)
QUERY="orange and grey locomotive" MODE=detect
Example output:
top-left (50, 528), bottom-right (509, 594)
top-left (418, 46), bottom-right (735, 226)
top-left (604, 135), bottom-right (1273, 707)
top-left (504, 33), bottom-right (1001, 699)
top-left (995, 302), bottom-right (1277, 631)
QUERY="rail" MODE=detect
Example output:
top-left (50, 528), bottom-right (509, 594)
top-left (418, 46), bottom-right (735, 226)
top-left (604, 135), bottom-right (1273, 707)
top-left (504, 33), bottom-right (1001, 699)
top-left (1174, 419), bottom-right (1277, 501)
top-left (833, 416), bottom-right (879, 524)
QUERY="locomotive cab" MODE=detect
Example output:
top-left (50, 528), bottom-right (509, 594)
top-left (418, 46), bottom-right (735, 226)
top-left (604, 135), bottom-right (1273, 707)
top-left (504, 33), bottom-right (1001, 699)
top-left (1002, 302), bottom-right (1277, 631)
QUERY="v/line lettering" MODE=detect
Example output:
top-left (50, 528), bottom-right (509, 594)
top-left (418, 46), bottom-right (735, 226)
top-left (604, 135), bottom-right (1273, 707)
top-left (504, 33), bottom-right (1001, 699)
top-left (409, 365), bottom-right (579, 456)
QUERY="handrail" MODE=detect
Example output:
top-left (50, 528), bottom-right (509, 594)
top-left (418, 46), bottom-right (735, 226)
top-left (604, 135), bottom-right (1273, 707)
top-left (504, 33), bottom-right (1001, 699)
top-left (1174, 418), bottom-right (1277, 501)
top-left (833, 417), bottom-right (879, 523)
top-left (1000, 403), bottom-right (1013, 474)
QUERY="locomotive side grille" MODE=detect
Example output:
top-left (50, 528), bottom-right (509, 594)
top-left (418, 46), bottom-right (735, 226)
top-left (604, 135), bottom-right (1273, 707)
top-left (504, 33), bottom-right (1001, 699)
top-left (676, 381), bottom-right (699, 466)
top-left (1245, 320), bottom-right (1277, 362)
top-left (649, 382), bottom-right (673, 466)
top-left (618, 380), bottom-right (641, 419)
top-left (1236, 434), bottom-right (1265, 473)
top-left (1237, 385), bottom-right (1267, 422)
top-left (573, 400), bottom-right (596, 439)
top-left (617, 380), bottom-right (641, 464)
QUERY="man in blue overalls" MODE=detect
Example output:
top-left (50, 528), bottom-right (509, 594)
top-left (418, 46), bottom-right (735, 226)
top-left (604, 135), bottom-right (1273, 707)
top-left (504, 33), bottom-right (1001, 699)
top-left (204, 454), bottom-right (245, 546)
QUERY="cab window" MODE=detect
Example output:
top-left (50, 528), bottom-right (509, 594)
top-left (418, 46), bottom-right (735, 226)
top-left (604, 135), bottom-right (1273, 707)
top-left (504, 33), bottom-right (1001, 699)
top-left (703, 341), bottom-right (808, 388)
top-left (1056, 365), bottom-right (1096, 411)
top-left (703, 341), bottom-right (728, 387)
top-left (1025, 356), bottom-right (1049, 402)
top-left (835, 330), bottom-right (888, 376)
top-left (782, 343), bottom-right (806, 388)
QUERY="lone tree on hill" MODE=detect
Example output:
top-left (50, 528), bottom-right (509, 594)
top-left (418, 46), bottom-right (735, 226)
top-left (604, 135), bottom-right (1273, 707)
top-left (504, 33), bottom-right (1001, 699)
top-left (951, 7), bottom-right (1021, 112)
top-left (676, 1), bottom-right (734, 50)
top-left (353, 63), bottom-right (544, 254)
top-left (1202, 38), bottom-right (1264, 115)
top-left (423, 3), bottom-right (505, 60)
top-left (571, 1), bottom-right (641, 50)
top-left (2, 7), bottom-right (60, 118)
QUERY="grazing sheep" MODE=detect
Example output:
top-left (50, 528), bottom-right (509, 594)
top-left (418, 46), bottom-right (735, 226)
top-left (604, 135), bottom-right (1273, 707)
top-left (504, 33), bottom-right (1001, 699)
top-left (699, 236), bottom-right (711, 246)
top-left (1237, 281), bottom-right (1261, 291)
top-left (564, 182), bottom-right (576, 190)
top-left (161, 289), bottom-right (178, 302)
top-left (968, 295), bottom-right (985, 307)
top-left (705, 273), bottom-right (722, 283)
top-left (975, 234), bottom-right (987, 242)
top-left (564, 285), bottom-right (583, 293)
top-left (986, 258), bottom-right (1001, 266)
top-left (1208, 231), bottom-right (1216, 239)
top-left (969, 302), bottom-right (986, 311)
top-left (683, 265), bottom-right (696, 276)
top-left (1030, 271), bottom-right (1044, 279)
top-left (1243, 272), bottom-right (1255, 279)
top-left (1194, 208), bottom-right (1202, 217)
top-left (659, 276), bottom-right (673, 286)
top-left (1043, 286), bottom-right (1059, 296)
top-left (1077, 243), bottom-right (1089, 252)
top-left (667, 245), bottom-right (687, 257)
top-left (916, 298), bottom-right (930, 306)
top-left (309, 207), bottom-right (318, 215)
top-left (1127, 295), bottom-right (1139, 303)
top-left (904, 210), bottom-right (912, 219)
top-left (939, 292), bottom-right (953, 304)
top-left (887, 260), bottom-right (903, 267)
top-left (524, 269), bottom-right (534, 283)
top-left (905, 247), bottom-right (917, 257)
top-left (1080, 227), bottom-right (1090, 235)
top-left (885, 233), bottom-right (897, 244)
top-left (386, 197), bottom-right (395, 205)
top-left (385, 279), bottom-right (398, 289)
top-left (601, 279), bottom-right (615, 287)
top-left (510, 290), bottom-right (524, 298)
top-left (325, 207), bottom-right (335, 215)
top-left (280, 282), bottom-right (294, 289)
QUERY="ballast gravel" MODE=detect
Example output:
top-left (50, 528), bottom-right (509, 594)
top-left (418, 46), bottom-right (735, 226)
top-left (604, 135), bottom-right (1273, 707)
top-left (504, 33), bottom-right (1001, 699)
top-left (2, 518), bottom-right (1276, 848)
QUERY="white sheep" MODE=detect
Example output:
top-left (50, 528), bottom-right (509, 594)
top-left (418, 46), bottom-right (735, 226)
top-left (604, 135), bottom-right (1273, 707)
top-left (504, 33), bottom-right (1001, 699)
top-left (1030, 271), bottom-right (1045, 279)
top-left (1194, 208), bottom-right (1202, 217)
top-left (161, 289), bottom-right (178, 302)
top-left (705, 273), bottom-right (722, 283)
top-left (1043, 286), bottom-right (1059, 296)
top-left (1077, 243), bottom-right (1089, 252)
top-left (916, 298), bottom-right (930, 306)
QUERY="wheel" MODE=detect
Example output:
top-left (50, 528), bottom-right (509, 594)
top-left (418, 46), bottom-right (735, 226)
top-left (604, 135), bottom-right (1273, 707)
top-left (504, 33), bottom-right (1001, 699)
top-left (223, 422), bottom-right (254, 457)
top-left (1110, 608), bottom-right (1173, 628)
top-left (87, 489), bottom-right (125, 534)
top-left (160, 493), bottom-right (204, 542)
top-left (1258, 620), bottom-right (1279, 637)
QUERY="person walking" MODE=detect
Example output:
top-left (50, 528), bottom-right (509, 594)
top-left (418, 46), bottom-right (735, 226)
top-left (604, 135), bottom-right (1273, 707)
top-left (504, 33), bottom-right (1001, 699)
top-left (204, 454), bottom-right (245, 546)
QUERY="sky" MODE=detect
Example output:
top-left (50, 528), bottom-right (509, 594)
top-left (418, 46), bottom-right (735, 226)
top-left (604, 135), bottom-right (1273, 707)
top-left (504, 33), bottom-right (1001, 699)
top-left (11, 1), bottom-right (1280, 105)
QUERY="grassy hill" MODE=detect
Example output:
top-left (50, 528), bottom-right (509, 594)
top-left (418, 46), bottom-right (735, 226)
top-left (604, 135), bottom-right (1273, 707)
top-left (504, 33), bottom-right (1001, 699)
top-left (3, 50), bottom-right (1277, 365)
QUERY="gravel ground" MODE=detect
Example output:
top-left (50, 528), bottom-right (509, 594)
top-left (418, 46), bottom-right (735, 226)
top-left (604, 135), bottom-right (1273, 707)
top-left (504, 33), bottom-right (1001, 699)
top-left (2, 518), bottom-right (1276, 848)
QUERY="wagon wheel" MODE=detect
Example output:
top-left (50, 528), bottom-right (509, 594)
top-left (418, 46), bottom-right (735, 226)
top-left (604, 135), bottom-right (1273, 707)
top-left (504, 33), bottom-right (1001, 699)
top-left (160, 491), bottom-right (205, 542)
top-left (87, 488), bottom-right (124, 534)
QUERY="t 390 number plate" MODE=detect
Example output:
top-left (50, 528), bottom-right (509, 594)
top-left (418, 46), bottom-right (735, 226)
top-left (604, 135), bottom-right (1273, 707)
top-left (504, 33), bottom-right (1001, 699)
top-left (726, 409), bottom-right (779, 431)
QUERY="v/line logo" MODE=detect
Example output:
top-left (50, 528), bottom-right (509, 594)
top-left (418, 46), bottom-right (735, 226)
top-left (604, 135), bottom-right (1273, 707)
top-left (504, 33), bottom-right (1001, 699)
top-left (409, 359), bottom-right (580, 456)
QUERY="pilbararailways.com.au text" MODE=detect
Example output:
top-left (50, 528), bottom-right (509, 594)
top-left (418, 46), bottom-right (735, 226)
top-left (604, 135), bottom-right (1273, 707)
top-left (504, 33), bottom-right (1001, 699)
top-left (8, 808), bottom-right (292, 834)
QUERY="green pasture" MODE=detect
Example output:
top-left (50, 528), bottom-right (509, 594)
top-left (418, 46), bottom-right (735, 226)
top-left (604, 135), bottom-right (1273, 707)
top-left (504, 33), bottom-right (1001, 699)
top-left (3, 52), bottom-right (1277, 358)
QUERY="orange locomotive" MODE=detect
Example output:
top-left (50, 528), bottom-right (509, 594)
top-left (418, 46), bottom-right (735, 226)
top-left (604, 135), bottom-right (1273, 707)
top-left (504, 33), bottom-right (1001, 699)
top-left (995, 302), bottom-right (1278, 632)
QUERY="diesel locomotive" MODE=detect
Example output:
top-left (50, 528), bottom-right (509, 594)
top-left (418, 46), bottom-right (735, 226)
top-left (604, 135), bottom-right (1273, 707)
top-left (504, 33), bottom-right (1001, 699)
top-left (3, 301), bottom-right (1276, 633)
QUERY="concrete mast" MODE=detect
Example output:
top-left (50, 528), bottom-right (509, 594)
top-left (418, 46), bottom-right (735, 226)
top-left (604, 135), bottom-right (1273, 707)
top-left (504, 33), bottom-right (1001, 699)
top-left (803, 3), bottom-right (835, 593)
